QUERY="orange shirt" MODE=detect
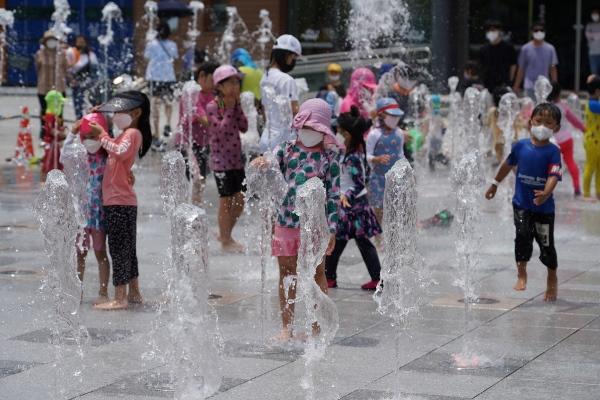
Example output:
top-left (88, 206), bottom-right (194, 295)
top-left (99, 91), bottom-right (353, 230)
top-left (100, 128), bottom-right (142, 206)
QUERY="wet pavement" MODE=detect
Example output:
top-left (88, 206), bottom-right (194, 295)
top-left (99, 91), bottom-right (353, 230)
top-left (1, 94), bottom-right (599, 399)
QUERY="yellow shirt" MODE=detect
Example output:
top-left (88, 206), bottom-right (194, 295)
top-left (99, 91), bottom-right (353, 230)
top-left (239, 66), bottom-right (263, 100)
top-left (584, 102), bottom-right (600, 149)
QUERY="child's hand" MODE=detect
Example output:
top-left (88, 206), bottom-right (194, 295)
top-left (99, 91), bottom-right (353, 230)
top-left (326, 234), bottom-right (336, 256)
top-left (86, 122), bottom-right (104, 139)
top-left (374, 155), bottom-right (391, 165)
top-left (485, 185), bottom-right (497, 200)
top-left (250, 156), bottom-right (268, 169)
top-left (72, 119), bottom-right (81, 133)
top-left (128, 171), bottom-right (135, 186)
top-left (199, 116), bottom-right (209, 127)
top-left (340, 194), bottom-right (351, 208)
top-left (533, 189), bottom-right (551, 206)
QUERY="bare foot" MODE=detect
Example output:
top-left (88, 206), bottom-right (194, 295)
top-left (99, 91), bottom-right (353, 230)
top-left (93, 299), bottom-right (128, 311)
top-left (270, 328), bottom-right (293, 343)
top-left (544, 272), bottom-right (558, 302)
top-left (92, 295), bottom-right (110, 306)
top-left (221, 240), bottom-right (245, 253)
top-left (128, 294), bottom-right (143, 304)
top-left (513, 275), bottom-right (527, 291)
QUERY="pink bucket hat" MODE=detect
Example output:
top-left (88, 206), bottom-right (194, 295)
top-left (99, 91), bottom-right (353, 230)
top-left (351, 67), bottom-right (377, 90)
top-left (292, 98), bottom-right (343, 149)
top-left (213, 64), bottom-right (242, 85)
top-left (79, 112), bottom-right (109, 139)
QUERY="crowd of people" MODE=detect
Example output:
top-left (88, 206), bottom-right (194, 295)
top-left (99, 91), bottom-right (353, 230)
top-left (27, 16), bottom-right (600, 341)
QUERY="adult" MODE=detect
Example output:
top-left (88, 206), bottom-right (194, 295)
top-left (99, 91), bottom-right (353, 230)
top-left (585, 9), bottom-right (600, 75)
top-left (259, 34), bottom-right (302, 153)
top-left (339, 67), bottom-right (377, 119)
top-left (231, 48), bottom-right (263, 101)
top-left (35, 30), bottom-right (67, 139)
top-left (66, 35), bottom-right (98, 119)
top-left (144, 22), bottom-right (178, 151)
top-left (513, 21), bottom-right (558, 99)
top-left (479, 20), bottom-right (517, 93)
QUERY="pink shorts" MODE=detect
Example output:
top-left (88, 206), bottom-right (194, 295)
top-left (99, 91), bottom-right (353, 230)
top-left (80, 228), bottom-right (107, 252)
top-left (272, 226), bottom-right (301, 257)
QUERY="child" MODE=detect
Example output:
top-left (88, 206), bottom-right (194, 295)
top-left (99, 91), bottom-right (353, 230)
top-left (366, 97), bottom-right (406, 229)
top-left (206, 65), bottom-right (248, 252)
top-left (175, 61), bottom-right (219, 205)
top-left (73, 112), bottom-right (111, 304)
top-left (40, 90), bottom-right (67, 180)
top-left (253, 98), bottom-right (341, 341)
top-left (85, 91), bottom-right (152, 310)
top-left (340, 67), bottom-right (377, 119)
top-left (325, 106), bottom-right (382, 290)
top-left (583, 76), bottom-right (600, 200)
top-left (547, 81), bottom-right (585, 196)
top-left (485, 102), bottom-right (562, 302)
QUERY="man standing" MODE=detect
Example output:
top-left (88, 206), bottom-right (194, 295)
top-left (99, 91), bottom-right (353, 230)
top-left (479, 20), bottom-right (517, 93)
top-left (586, 9), bottom-right (600, 75)
top-left (513, 21), bottom-right (558, 99)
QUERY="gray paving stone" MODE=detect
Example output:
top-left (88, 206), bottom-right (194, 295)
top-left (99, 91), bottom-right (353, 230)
top-left (474, 378), bottom-right (600, 400)
top-left (342, 389), bottom-right (468, 400)
top-left (0, 359), bottom-right (39, 379)
top-left (10, 327), bottom-right (134, 347)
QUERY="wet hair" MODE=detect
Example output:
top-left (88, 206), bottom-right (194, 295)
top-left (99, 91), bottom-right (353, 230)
top-left (532, 21), bottom-right (545, 31)
top-left (157, 22), bottom-right (171, 40)
top-left (492, 85), bottom-right (510, 107)
top-left (547, 81), bottom-right (561, 102)
top-left (194, 61), bottom-right (219, 81)
top-left (484, 20), bottom-right (503, 30)
top-left (337, 106), bottom-right (370, 162)
top-left (270, 48), bottom-right (296, 73)
top-left (531, 102), bottom-right (561, 126)
top-left (587, 76), bottom-right (600, 95)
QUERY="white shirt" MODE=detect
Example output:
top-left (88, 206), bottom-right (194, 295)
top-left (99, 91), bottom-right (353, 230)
top-left (260, 67), bottom-right (299, 153)
top-left (144, 39), bottom-right (178, 82)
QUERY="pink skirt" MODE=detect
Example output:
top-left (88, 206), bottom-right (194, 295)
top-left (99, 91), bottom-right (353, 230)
top-left (272, 226), bottom-right (301, 257)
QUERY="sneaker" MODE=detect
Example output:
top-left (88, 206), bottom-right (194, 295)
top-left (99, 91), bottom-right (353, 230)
top-left (574, 189), bottom-right (581, 197)
top-left (163, 125), bottom-right (172, 137)
top-left (327, 279), bottom-right (337, 288)
top-left (361, 280), bottom-right (379, 290)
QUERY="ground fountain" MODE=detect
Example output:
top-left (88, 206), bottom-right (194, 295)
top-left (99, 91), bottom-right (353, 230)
top-left (444, 76), bottom-right (462, 163)
top-left (184, 1), bottom-right (205, 80)
top-left (497, 92), bottom-right (520, 219)
top-left (216, 6), bottom-right (250, 65)
top-left (178, 80), bottom-right (202, 204)
top-left (59, 131), bottom-right (89, 238)
top-left (98, 2), bottom-right (123, 102)
top-left (245, 154), bottom-right (287, 341)
top-left (252, 9), bottom-right (275, 68)
top-left (239, 91), bottom-right (261, 161)
top-left (295, 177), bottom-right (339, 400)
top-left (534, 75), bottom-right (552, 105)
top-left (144, 1), bottom-right (158, 42)
top-left (375, 159), bottom-right (432, 397)
top-left (50, 0), bottom-right (72, 87)
top-left (33, 170), bottom-right (89, 399)
top-left (0, 8), bottom-right (14, 85)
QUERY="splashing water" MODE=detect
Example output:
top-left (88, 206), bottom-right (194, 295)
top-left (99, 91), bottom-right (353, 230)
top-left (187, 1), bottom-right (204, 44)
top-left (59, 132), bottom-right (89, 231)
top-left (98, 2), bottom-right (122, 101)
top-left (347, 0), bottom-right (410, 62)
top-left (443, 76), bottom-right (463, 162)
top-left (497, 92), bottom-right (520, 219)
top-left (260, 84), bottom-right (294, 153)
top-left (33, 170), bottom-right (89, 398)
top-left (160, 151), bottom-right (188, 216)
top-left (252, 9), bottom-right (275, 68)
top-left (179, 81), bottom-right (203, 203)
top-left (144, 1), bottom-right (158, 42)
top-left (50, 0), bottom-right (71, 91)
top-left (245, 153), bottom-right (287, 340)
top-left (567, 92), bottom-right (583, 121)
top-left (169, 204), bottom-right (222, 399)
top-left (534, 75), bottom-right (552, 105)
top-left (295, 177), bottom-right (339, 400)
top-left (240, 92), bottom-right (261, 158)
top-left (216, 7), bottom-right (249, 64)
top-left (0, 8), bottom-right (14, 85)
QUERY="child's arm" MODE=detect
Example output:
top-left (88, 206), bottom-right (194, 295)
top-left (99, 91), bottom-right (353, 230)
top-left (485, 160), bottom-right (513, 199)
top-left (533, 175), bottom-right (559, 206)
top-left (343, 155), bottom-right (365, 206)
top-left (87, 122), bottom-right (139, 161)
top-left (236, 104), bottom-right (248, 133)
top-left (563, 106), bottom-right (586, 132)
top-left (325, 154), bottom-right (341, 254)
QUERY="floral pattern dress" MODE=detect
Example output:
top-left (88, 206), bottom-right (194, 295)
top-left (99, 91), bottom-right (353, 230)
top-left (337, 151), bottom-right (382, 240)
top-left (86, 150), bottom-right (107, 231)
top-left (275, 141), bottom-right (340, 233)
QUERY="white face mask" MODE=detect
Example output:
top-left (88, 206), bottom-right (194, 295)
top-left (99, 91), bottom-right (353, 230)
top-left (531, 124), bottom-right (553, 141)
top-left (112, 113), bottom-right (132, 130)
top-left (167, 17), bottom-right (179, 32)
top-left (486, 30), bottom-right (499, 43)
top-left (46, 39), bottom-right (58, 49)
top-left (297, 128), bottom-right (324, 147)
top-left (83, 139), bottom-right (102, 153)
top-left (592, 13), bottom-right (600, 22)
top-left (383, 115), bottom-right (400, 129)
top-left (328, 73), bottom-right (341, 82)
top-left (533, 31), bottom-right (545, 41)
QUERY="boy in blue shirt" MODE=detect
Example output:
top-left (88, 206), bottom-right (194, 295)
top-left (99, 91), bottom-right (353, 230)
top-left (485, 103), bottom-right (562, 301)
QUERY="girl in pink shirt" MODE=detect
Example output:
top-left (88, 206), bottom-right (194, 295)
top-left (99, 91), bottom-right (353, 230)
top-left (85, 91), bottom-right (152, 310)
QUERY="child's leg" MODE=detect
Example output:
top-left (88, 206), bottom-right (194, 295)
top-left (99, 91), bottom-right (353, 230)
top-left (560, 139), bottom-right (580, 194)
top-left (164, 102), bottom-right (173, 131)
top-left (532, 211), bottom-right (558, 301)
top-left (277, 256), bottom-right (297, 337)
top-left (545, 268), bottom-right (558, 302)
top-left (595, 150), bottom-right (600, 199)
top-left (151, 96), bottom-right (161, 140)
top-left (92, 250), bottom-right (110, 305)
top-left (373, 208), bottom-right (383, 246)
top-left (324, 239), bottom-right (347, 281)
top-left (513, 206), bottom-right (534, 291)
top-left (583, 146), bottom-right (594, 197)
top-left (77, 248), bottom-right (87, 283)
top-left (494, 143), bottom-right (504, 164)
top-left (355, 237), bottom-right (381, 281)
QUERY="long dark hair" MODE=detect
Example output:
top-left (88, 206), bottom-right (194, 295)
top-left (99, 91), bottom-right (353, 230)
top-left (136, 92), bottom-right (152, 158)
top-left (270, 48), bottom-right (295, 73)
top-left (337, 106), bottom-right (370, 162)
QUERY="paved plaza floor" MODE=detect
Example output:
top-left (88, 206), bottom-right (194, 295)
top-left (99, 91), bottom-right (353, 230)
top-left (0, 94), bottom-right (599, 399)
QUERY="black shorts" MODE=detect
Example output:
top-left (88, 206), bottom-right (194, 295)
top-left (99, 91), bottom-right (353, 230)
top-left (214, 169), bottom-right (246, 197)
top-left (181, 144), bottom-right (208, 180)
top-left (149, 81), bottom-right (175, 100)
top-left (513, 205), bottom-right (557, 269)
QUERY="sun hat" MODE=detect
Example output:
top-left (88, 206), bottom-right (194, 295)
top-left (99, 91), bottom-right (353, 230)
top-left (273, 34), bottom-right (302, 56)
top-left (39, 30), bottom-right (58, 44)
top-left (212, 64), bottom-right (242, 85)
top-left (292, 98), bottom-right (343, 149)
top-left (327, 63), bottom-right (342, 73)
top-left (350, 67), bottom-right (377, 90)
top-left (376, 97), bottom-right (404, 117)
top-left (97, 91), bottom-right (147, 113)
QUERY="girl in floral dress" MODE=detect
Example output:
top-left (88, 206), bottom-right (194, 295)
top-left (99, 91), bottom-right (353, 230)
top-left (252, 98), bottom-right (341, 341)
top-left (325, 106), bottom-right (382, 290)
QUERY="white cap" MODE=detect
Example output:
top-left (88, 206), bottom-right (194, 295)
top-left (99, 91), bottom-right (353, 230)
top-left (273, 34), bottom-right (302, 56)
